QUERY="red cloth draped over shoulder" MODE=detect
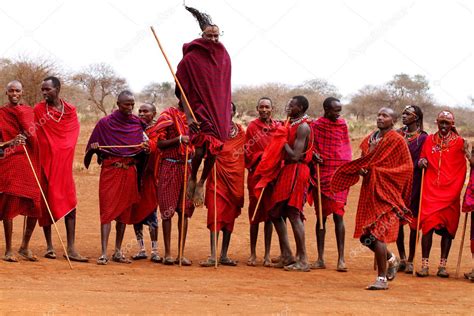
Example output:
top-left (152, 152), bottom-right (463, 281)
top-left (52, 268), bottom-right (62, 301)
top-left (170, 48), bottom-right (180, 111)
top-left (463, 168), bottom-right (474, 213)
top-left (155, 106), bottom-right (194, 156)
top-left (311, 117), bottom-right (352, 203)
top-left (34, 100), bottom-right (79, 226)
top-left (331, 130), bottom-right (413, 242)
top-left (175, 38), bottom-right (232, 154)
top-left (419, 133), bottom-right (466, 237)
top-left (205, 123), bottom-right (245, 232)
top-left (130, 122), bottom-right (161, 224)
top-left (245, 118), bottom-right (280, 223)
top-left (0, 104), bottom-right (41, 219)
top-left (269, 117), bottom-right (313, 213)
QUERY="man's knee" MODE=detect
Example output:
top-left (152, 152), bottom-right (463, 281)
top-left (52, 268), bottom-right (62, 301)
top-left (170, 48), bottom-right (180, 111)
top-left (360, 233), bottom-right (377, 250)
top-left (65, 209), bottom-right (76, 220)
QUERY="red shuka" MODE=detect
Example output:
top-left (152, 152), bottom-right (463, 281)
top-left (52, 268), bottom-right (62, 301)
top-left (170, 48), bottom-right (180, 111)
top-left (331, 130), bottom-right (413, 243)
top-left (34, 100), bottom-right (79, 226)
top-left (245, 118), bottom-right (280, 223)
top-left (205, 123), bottom-right (245, 232)
top-left (0, 104), bottom-right (41, 219)
top-left (419, 132), bottom-right (466, 237)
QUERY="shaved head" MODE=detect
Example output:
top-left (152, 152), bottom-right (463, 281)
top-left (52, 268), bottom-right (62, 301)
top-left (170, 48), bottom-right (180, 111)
top-left (5, 80), bottom-right (23, 105)
top-left (379, 107), bottom-right (397, 121)
top-left (6, 80), bottom-right (22, 91)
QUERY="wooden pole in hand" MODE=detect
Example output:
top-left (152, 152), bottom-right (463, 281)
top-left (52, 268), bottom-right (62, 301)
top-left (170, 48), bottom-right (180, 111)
top-left (22, 145), bottom-right (73, 269)
top-left (412, 169), bottom-right (425, 276)
top-left (455, 212), bottom-right (468, 278)
top-left (250, 187), bottom-right (265, 223)
top-left (150, 26), bottom-right (197, 122)
top-left (178, 146), bottom-right (189, 267)
top-left (316, 163), bottom-right (324, 230)
top-left (98, 144), bottom-right (143, 149)
top-left (213, 163), bottom-right (218, 269)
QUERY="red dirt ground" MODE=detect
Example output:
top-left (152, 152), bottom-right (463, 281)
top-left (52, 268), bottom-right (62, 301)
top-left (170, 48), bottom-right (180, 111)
top-left (0, 125), bottom-right (472, 314)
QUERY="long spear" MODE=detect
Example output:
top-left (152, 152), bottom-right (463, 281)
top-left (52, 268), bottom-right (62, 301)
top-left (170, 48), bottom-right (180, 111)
top-left (213, 163), bottom-right (218, 268)
top-left (178, 146), bottom-right (189, 267)
top-left (455, 212), bottom-right (468, 278)
top-left (412, 169), bottom-right (425, 276)
top-left (98, 144), bottom-right (143, 149)
top-left (23, 145), bottom-right (73, 269)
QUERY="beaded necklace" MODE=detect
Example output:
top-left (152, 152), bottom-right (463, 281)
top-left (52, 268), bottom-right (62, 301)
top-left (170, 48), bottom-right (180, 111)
top-left (290, 114), bottom-right (309, 127)
top-left (229, 121), bottom-right (238, 139)
top-left (46, 100), bottom-right (65, 123)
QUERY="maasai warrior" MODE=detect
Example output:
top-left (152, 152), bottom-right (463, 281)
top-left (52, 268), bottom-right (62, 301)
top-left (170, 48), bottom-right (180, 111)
top-left (200, 103), bottom-right (245, 267)
top-left (155, 103), bottom-right (194, 266)
top-left (463, 145), bottom-right (474, 282)
top-left (245, 97), bottom-right (279, 267)
top-left (176, 6), bottom-right (232, 206)
top-left (269, 96), bottom-right (312, 272)
top-left (130, 103), bottom-right (161, 263)
top-left (395, 105), bottom-right (428, 274)
top-left (331, 108), bottom-right (413, 290)
top-left (85, 91), bottom-right (148, 265)
top-left (310, 97), bottom-right (352, 272)
top-left (0, 80), bottom-right (41, 262)
top-left (35, 76), bottom-right (87, 262)
top-left (416, 110), bottom-right (468, 278)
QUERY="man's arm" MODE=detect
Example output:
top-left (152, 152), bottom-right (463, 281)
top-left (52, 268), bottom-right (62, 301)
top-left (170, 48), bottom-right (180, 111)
top-left (158, 135), bottom-right (190, 150)
top-left (284, 122), bottom-right (310, 162)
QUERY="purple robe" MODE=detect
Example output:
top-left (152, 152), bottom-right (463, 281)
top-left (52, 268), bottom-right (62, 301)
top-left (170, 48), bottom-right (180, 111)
top-left (406, 131), bottom-right (428, 216)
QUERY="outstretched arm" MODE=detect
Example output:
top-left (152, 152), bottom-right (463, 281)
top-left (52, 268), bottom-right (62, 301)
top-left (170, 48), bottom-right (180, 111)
top-left (284, 122), bottom-right (310, 162)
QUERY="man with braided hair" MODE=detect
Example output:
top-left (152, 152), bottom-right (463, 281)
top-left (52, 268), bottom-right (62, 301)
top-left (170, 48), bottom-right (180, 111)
top-left (176, 6), bottom-right (232, 207)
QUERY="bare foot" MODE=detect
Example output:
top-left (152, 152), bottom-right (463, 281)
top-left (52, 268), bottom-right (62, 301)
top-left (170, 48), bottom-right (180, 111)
top-left (247, 255), bottom-right (257, 267)
top-left (310, 259), bottom-right (326, 269)
top-left (336, 259), bottom-right (348, 272)
top-left (187, 178), bottom-right (197, 200)
top-left (18, 248), bottom-right (38, 262)
top-left (193, 182), bottom-right (204, 207)
top-left (263, 257), bottom-right (272, 267)
top-left (3, 251), bottom-right (18, 262)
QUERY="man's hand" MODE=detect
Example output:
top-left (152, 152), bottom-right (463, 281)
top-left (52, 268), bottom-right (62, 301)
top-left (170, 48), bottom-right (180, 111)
top-left (359, 168), bottom-right (369, 176)
top-left (181, 135), bottom-right (190, 145)
top-left (189, 120), bottom-right (201, 134)
top-left (142, 141), bottom-right (150, 153)
top-left (90, 142), bottom-right (100, 150)
top-left (418, 158), bottom-right (428, 169)
top-left (13, 134), bottom-right (26, 146)
top-left (313, 152), bottom-right (323, 164)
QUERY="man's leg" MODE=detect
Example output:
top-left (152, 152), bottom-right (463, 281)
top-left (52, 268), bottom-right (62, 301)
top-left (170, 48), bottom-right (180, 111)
top-left (162, 218), bottom-right (173, 264)
top-left (248, 223), bottom-right (259, 266)
top-left (188, 147), bottom-right (205, 199)
top-left (405, 228), bottom-right (417, 273)
top-left (193, 153), bottom-right (216, 206)
top-left (2, 219), bottom-right (16, 261)
top-left (396, 225), bottom-right (407, 271)
top-left (313, 215), bottom-right (327, 269)
top-left (132, 223), bottom-right (147, 259)
top-left (43, 225), bottom-right (55, 259)
top-left (271, 212), bottom-right (295, 267)
top-left (64, 209), bottom-right (86, 260)
top-left (263, 220), bottom-right (273, 266)
top-left (200, 230), bottom-right (219, 267)
top-left (149, 219), bottom-right (160, 262)
top-left (360, 234), bottom-right (389, 290)
top-left (286, 210), bottom-right (309, 271)
top-left (112, 221), bottom-right (129, 263)
top-left (220, 228), bottom-right (235, 265)
top-left (19, 217), bottom-right (38, 261)
top-left (416, 229), bottom-right (434, 277)
top-left (437, 229), bottom-right (453, 278)
top-left (99, 222), bottom-right (111, 263)
top-left (176, 212), bottom-right (191, 265)
top-left (334, 213), bottom-right (347, 271)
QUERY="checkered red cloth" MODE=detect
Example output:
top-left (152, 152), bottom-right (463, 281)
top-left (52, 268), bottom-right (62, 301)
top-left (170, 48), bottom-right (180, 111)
top-left (245, 118), bottom-right (280, 224)
top-left (331, 130), bottom-right (413, 242)
top-left (0, 104), bottom-right (41, 219)
top-left (419, 133), bottom-right (466, 237)
top-left (99, 157), bottom-right (140, 224)
top-left (463, 169), bottom-right (474, 213)
top-left (176, 38), bottom-right (232, 143)
top-left (205, 123), bottom-right (245, 232)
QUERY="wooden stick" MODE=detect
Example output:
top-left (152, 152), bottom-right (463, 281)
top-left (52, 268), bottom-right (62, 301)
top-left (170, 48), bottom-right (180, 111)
top-left (412, 169), bottom-right (425, 276)
top-left (22, 145), bottom-right (73, 270)
top-left (98, 144), bottom-right (142, 149)
top-left (250, 187), bottom-right (266, 223)
top-left (150, 26), bottom-right (197, 123)
top-left (455, 212), bottom-right (468, 278)
top-left (178, 146), bottom-right (189, 267)
top-left (316, 163), bottom-right (324, 230)
top-left (213, 162), bottom-right (218, 269)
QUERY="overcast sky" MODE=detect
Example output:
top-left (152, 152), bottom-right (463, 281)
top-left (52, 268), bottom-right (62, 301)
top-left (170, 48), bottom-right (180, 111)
top-left (1, 0), bottom-right (472, 106)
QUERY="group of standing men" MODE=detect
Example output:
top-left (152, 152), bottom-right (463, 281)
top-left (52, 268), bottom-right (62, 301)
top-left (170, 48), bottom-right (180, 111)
top-left (1, 5), bottom-right (473, 291)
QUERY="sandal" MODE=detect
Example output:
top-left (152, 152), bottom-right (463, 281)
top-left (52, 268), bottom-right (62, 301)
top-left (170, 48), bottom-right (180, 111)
top-left (3, 253), bottom-right (18, 262)
top-left (272, 256), bottom-right (296, 268)
top-left (199, 257), bottom-right (217, 267)
top-left (283, 262), bottom-right (310, 272)
top-left (132, 251), bottom-right (148, 260)
top-left (336, 262), bottom-right (348, 272)
top-left (219, 257), bottom-right (238, 266)
top-left (247, 257), bottom-right (257, 267)
top-left (112, 253), bottom-right (132, 264)
top-left (366, 277), bottom-right (388, 290)
top-left (64, 253), bottom-right (89, 262)
top-left (163, 256), bottom-right (175, 265)
top-left (97, 255), bottom-right (109, 265)
top-left (44, 249), bottom-right (56, 259)
top-left (150, 253), bottom-right (162, 263)
top-left (175, 257), bottom-right (192, 266)
top-left (310, 259), bottom-right (326, 269)
top-left (18, 248), bottom-right (38, 262)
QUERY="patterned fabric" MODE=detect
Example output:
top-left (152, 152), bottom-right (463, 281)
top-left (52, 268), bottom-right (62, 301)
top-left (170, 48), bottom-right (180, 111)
top-left (419, 132), bottom-right (466, 237)
top-left (331, 130), bottom-right (413, 243)
top-left (34, 100), bottom-right (79, 226)
top-left (0, 104), bottom-right (41, 219)
top-left (205, 123), bottom-right (245, 232)
top-left (99, 157), bottom-right (140, 224)
top-left (463, 169), bottom-right (474, 213)
top-left (176, 38), bottom-right (232, 142)
top-left (155, 107), bottom-right (194, 156)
